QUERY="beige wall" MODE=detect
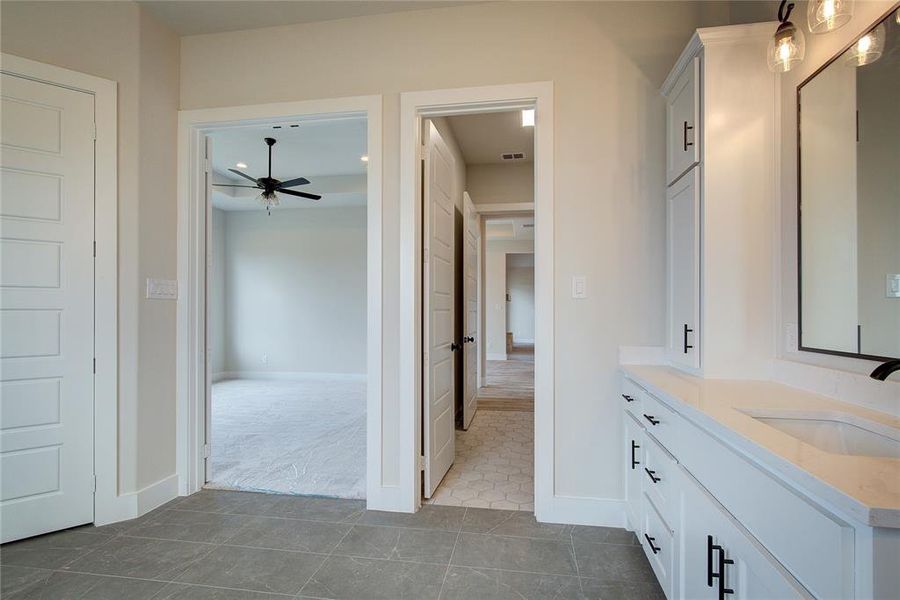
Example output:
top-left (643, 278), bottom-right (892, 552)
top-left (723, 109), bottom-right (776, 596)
top-left (467, 163), bottom-right (533, 205)
top-left (180, 0), bottom-right (701, 500)
top-left (1, 1), bottom-right (180, 492)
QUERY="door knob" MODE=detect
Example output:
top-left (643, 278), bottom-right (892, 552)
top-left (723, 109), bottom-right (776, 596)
top-left (463, 336), bottom-right (474, 343)
top-left (450, 342), bottom-right (461, 352)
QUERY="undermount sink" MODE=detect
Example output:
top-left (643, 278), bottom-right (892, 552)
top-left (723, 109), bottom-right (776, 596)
top-left (739, 409), bottom-right (900, 459)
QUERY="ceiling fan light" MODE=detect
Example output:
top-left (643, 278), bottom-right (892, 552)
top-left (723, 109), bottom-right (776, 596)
top-left (257, 189), bottom-right (279, 208)
top-left (807, 0), bottom-right (853, 34)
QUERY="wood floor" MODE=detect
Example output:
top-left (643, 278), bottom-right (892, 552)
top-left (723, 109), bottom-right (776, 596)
top-left (478, 344), bottom-right (534, 411)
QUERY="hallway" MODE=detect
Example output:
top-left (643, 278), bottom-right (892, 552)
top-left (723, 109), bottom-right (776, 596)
top-left (478, 343), bottom-right (534, 411)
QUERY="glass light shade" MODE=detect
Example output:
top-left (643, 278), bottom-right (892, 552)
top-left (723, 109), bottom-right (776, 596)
top-left (807, 0), bottom-right (853, 33)
top-left (257, 190), bottom-right (279, 214)
top-left (844, 23), bottom-right (885, 66)
top-left (768, 22), bottom-right (806, 73)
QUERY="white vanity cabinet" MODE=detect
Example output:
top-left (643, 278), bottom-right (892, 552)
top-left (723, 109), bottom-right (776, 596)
top-left (665, 57), bottom-right (700, 185)
top-left (662, 23), bottom-right (777, 378)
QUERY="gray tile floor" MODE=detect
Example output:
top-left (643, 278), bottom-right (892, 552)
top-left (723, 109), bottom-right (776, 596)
top-left (0, 490), bottom-right (664, 599)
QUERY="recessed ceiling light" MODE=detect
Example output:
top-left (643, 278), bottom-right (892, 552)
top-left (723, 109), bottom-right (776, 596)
top-left (360, 155), bottom-right (369, 162)
top-left (521, 109), bottom-right (535, 127)
top-left (235, 162), bottom-right (248, 169)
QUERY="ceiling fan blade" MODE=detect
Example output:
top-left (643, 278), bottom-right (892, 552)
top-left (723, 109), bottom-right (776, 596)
top-left (212, 184), bottom-right (260, 188)
top-left (228, 168), bottom-right (260, 184)
top-left (277, 176), bottom-right (311, 188)
top-left (279, 188), bottom-right (321, 201)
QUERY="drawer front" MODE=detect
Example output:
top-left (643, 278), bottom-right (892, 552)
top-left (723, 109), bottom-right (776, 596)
top-left (643, 494), bottom-right (675, 599)
top-left (621, 377), bottom-right (644, 420)
top-left (680, 419), bottom-right (852, 599)
top-left (643, 434), bottom-right (678, 529)
top-left (640, 392), bottom-right (683, 458)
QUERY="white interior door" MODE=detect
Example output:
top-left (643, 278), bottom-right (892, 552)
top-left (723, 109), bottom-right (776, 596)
top-left (462, 192), bottom-right (479, 429)
top-left (422, 120), bottom-right (456, 498)
top-left (203, 135), bottom-right (213, 484)
top-left (0, 73), bottom-right (96, 542)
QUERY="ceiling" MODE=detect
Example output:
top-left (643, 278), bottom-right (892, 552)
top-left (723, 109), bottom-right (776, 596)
top-left (447, 110), bottom-right (534, 166)
top-left (210, 118), bottom-right (367, 211)
top-left (138, 1), bottom-right (475, 36)
top-left (485, 216), bottom-right (534, 241)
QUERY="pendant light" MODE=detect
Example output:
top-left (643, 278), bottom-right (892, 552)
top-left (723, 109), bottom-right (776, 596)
top-left (807, 0), bottom-right (853, 34)
top-left (768, 1), bottom-right (806, 73)
top-left (844, 23), bottom-right (885, 66)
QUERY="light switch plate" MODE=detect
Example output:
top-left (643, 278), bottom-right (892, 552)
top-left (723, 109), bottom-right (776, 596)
top-left (572, 276), bottom-right (587, 299)
top-left (146, 278), bottom-right (177, 300)
top-left (887, 274), bottom-right (900, 298)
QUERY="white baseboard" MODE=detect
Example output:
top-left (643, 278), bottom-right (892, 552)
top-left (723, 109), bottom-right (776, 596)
top-left (514, 338), bottom-right (535, 345)
top-left (486, 353), bottom-right (508, 361)
top-left (94, 473), bottom-right (180, 526)
top-left (618, 345), bottom-right (665, 365)
top-left (215, 371), bottom-right (367, 382)
top-left (536, 494), bottom-right (627, 528)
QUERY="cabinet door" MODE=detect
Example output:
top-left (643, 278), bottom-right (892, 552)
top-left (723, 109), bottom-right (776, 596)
top-left (667, 168), bottom-right (700, 369)
top-left (680, 470), bottom-right (808, 600)
top-left (666, 56), bottom-right (700, 185)
top-left (624, 413), bottom-right (644, 530)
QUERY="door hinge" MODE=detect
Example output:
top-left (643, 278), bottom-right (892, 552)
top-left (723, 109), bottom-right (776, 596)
top-left (204, 157), bottom-right (212, 174)
top-left (92, 123), bottom-right (97, 141)
top-left (91, 474), bottom-right (97, 493)
top-left (93, 358), bottom-right (96, 374)
top-left (423, 247), bottom-right (429, 264)
top-left (418, 455), bottom-right (425, 471)
top-left (203, 443), bottom-right (211, 459)
top-left (93, 241), bottom-right (97, 257)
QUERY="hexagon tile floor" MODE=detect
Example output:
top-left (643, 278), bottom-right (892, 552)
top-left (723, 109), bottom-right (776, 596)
top-left (426, 409), bottom-right (534, 511)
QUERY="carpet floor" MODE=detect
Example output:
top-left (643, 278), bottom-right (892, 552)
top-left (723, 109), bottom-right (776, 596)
top-left (208, 377), bottom-right (366, 499)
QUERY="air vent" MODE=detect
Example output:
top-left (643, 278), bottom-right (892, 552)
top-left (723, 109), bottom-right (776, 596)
top-left (500, 152), bottom-right (527, 161)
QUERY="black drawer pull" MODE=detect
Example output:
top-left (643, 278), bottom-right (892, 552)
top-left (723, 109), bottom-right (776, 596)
top-left (718, 550), bottom-right (734, 599)
top-left (643, 414), bottom-right (660, 426)
top-left (622, 394), bottom-right (635, 403)
top-left (707, 535), bottom-right (734, 598)
top-left (644, 533), bottom-right (661, 554)
top-left (683, 121), bottom-right (694, 151)
top-left (683, 323), bottom-right (694, 354)
top-left (630, 440), bottom-right (640, 470)
top-left (644, 468), bottom-right (661, 483)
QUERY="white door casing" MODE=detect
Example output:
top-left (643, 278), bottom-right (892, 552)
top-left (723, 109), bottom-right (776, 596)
top-left (202, 135), bottom-right (213, 484)
top-left (462, 192), bottom-right (479, 429)
top-left (0, 73), bottom-right (95, 542)
top-left (422, 120), bottom-right (456, 498)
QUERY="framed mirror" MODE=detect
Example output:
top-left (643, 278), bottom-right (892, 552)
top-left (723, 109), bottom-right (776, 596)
top-left (798, 7), bottom-right (900, 361)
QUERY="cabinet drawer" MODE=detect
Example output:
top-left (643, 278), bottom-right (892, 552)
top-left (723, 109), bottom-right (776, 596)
top-left (680, 419), bottom-right (852, 599)
top-left (621, 377), bottom-right (644, 420)
top-left (640, 392), bottom-right (683, 458)
top-left (643, 434), bottom-right (678, 529)
top-left (643, 495), bottom-right (675, 599)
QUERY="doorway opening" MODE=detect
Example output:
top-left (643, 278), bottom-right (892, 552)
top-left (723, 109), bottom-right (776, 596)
top-left (204, 118), bottom-right (368, 499)
top-left (418, 109), bottom-right (537, 511)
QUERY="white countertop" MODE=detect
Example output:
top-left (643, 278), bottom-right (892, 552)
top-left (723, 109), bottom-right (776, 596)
top-left (622, 365), bottom-right (900, 528)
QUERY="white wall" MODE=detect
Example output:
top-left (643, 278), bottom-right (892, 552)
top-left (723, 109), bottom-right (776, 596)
top-left (217, 207), bottom-right (367, 375)
top-left (180, 0), bottom-right (701, 501)
top-left (485, 239), bottom-right (535, 359)
top-left (1, 1), bottom-right (180, 492)
top-left (467, 163), bottom-right (533, 205)
top-left (211, 208), bottom-right (226, 375)
top-left (507, 262), bottom-right (535, 344)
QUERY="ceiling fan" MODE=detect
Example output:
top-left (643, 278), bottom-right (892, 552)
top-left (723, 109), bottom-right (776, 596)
top-left (213, 137), bottom-right (321, 214)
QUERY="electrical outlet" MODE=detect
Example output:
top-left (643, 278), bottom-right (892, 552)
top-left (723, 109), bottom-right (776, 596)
top-left (146, 278), bottom-right (177, 300)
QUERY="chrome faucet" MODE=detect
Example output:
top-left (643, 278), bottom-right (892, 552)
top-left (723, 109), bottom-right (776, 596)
top-left (870, 359), bottom-right (900, 381)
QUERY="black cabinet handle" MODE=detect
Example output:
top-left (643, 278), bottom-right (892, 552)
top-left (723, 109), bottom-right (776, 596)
top-left (718, 549), bottom-right (735, 599)
top-left (643, 414), bottom-right (660, 426)
top-left (707, 535), bottom-right (734, 598)
top-left (622, 394), bottom-right (635, 403)
top-left (683, 121), bottom-right (694, 151)
top-left (644, 534), bottom-right (661, 554)
top-left (630, 440), bottom-right (640, 470)
top-left (683, 323), bottom-right (694, 354)
top-left (644, 468), bottom-right (661, 483)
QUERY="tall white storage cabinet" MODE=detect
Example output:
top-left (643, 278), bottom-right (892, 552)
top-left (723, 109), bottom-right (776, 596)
top-left (661, 23), bottom-right (777, 378)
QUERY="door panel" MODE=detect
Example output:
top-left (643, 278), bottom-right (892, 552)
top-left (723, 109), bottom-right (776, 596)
top-left (666, 57), bottom-right (700, 185)
top-left (0, 73), bottom-right (95, 542)
top-left (667, 167), bottom-right (700, 369)
top-left (462, 192), bottom-right (479, 429)
top-left (423, 121), bottom-right (456, 498)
